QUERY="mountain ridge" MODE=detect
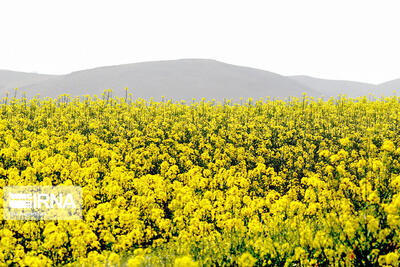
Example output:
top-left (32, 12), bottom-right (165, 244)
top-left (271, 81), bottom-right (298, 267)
top-left (1, 59), bottom-right (399, 100)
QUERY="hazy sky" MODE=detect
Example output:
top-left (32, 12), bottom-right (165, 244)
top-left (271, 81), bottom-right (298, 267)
top-left (1, 0), bottom-right (399, 84)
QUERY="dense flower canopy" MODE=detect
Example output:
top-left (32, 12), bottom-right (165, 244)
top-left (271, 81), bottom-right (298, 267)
top-left (0, 92), bottom-right (400, 266)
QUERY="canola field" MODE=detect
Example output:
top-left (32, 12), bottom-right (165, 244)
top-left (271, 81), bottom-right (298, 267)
top-left (1, 93), bottom-right (400, 266)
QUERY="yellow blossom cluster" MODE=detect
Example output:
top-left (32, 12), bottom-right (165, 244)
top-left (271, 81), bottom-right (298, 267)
top-left (1, 93), bottom-right (400, 266)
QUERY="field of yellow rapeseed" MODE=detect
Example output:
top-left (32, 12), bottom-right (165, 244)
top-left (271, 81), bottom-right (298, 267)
top-left (1, 92), bottom-right (400, 266)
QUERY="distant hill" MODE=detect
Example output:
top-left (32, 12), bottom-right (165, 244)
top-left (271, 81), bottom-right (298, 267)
top-left (289, 75), bottom-right (400, 98)
top-left (288, 75), bottom-right (377, 98)
top-left (2, 59), bottom-right (320, 100)
top-left (378, 79), bottom-right (400, 96)
top-left (0, 70), bottom-right (55, 94)
top-left (1, 59), bottom-right (399, 100)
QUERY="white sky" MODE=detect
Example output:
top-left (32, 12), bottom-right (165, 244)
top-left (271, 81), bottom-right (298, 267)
top-left (0, 0), bottom-right (399, 84)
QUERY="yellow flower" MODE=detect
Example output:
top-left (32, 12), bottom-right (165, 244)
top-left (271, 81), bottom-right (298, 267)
top-left (238, 252), bottom-right (257, 267)
top-left (174, 255), bottom-right (198, 267)
top-left (382, 140), bottom-right (395, 152)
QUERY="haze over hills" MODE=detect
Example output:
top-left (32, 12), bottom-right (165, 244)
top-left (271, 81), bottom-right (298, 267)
top-left (288, 75), bottom-right (378, 98)
top-left (0, 59), bottom-right (399, 100)
top-left (0, 70), bottom-right (55, 93)
top-left (6, 59), bottom-right (319, 100)
top-left (378, 79), bottom-right (400, 96)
